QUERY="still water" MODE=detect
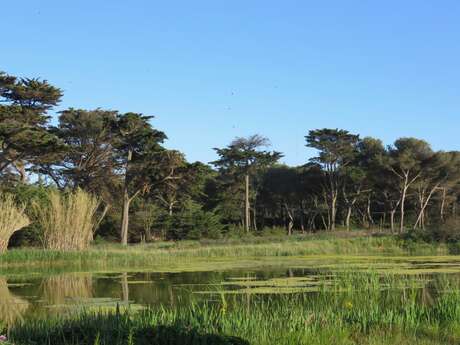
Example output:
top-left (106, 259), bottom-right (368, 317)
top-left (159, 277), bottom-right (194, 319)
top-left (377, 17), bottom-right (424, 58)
top-left (3, 255), bottom-right (460, 325)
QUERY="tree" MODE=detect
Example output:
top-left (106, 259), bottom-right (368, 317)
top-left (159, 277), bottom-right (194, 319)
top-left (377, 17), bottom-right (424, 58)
top-left (386, 138), bottom-right (433, 233)
top-left (112, 113), bottom-right (177, 245)
top-left (212, 135), bottom-right (282, 232)
top-left (306, 129), bottom-right (360, 231)
top-left (298, 164), bottom-right (327, 231)
top-left (259, 165), bottom-right (301, 235)
top-left (166, 200), bottom-right (223, 240)
top-left (36, 108), bottom-right (121, 228)
top-left (413, 151), bottom-right (460, 229)
top-left (182, 162), bottom-right (218, 209)
top-left (152, 153), bottom-right (193, 216)
top-left (437, 152), bottom-right (460, 222)
top-left (347, 137), bottom-right (386, 230)
top-left (341, 165), bottom-right (366, 231)
top-left (374, 163), bottom-right (401, 232)
top-left (0, 71), bottom-right (63, 182)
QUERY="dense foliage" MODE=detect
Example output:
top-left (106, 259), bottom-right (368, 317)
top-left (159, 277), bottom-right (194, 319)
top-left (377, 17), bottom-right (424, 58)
top-left (1, 70), bottom-right (459, 247)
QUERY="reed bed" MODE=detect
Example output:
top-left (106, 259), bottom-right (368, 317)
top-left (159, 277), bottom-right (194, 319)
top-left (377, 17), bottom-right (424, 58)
top-left (0, 194), bottom-right (30, 253)
top-left (33, 189), bottom-right (99, 251)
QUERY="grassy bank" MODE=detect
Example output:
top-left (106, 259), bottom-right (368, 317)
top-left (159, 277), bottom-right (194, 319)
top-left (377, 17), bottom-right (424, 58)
top-left (1, 232), bottom-right (447, 264)
top-left (7, 272), bottom-right (460, 345)
top-left (0, 233), bottom-right (447, 275)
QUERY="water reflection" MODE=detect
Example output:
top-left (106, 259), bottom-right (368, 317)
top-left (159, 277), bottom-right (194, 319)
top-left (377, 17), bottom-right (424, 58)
top-left (40, 274), bottom-right (93, 306)
top-left (2, 258), bottom-right (460, 325)
top-left (0, 278), bottom-right (29, 327)
top-left (1, 270), bottom-right (262, 323)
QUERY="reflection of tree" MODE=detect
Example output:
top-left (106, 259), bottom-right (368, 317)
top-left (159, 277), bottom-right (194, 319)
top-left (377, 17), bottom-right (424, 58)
top-left (121, 272), bottom-right (129, 303)
top-left (41, 274), bottom-right (93, 306)
top-left (0, 278), bottom-right (29, 327)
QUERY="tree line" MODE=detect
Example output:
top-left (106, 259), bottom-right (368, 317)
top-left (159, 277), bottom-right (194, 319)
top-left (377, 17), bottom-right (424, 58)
top-left (1, 70), bottom-right (459, 245)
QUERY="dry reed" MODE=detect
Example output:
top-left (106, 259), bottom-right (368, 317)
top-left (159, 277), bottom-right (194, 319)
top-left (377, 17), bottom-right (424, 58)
top-left (35, 189), bottom-right (99, 251)
top-left (0, 194), bottom-right (30, 252)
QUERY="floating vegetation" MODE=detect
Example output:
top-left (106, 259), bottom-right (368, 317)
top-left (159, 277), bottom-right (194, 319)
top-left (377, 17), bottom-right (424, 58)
top-left (3, 241), bottom-right (460, 336)
top-left (127, 281), bottom-right (156, 285)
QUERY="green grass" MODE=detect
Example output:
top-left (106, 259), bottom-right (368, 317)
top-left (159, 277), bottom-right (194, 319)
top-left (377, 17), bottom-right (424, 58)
top-left (7, 271), bottom-right (460, 345)
top-left (0, 233), bottom-right (450, 277)
top-left (0, 233), bottom-right (445, 266)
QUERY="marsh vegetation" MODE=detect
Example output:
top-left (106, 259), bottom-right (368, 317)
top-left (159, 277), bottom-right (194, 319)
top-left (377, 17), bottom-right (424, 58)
top-left (0, 237), bottom-right (459, 344)
top-left (5, 267), bottom-right (460, 345)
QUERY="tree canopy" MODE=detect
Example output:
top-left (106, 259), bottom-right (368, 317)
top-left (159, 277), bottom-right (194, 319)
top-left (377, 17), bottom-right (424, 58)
top-left (2, 70), bottom-right (460, 245)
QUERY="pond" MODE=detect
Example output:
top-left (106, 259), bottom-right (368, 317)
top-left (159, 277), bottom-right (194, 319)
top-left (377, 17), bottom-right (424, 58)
top-left (3, 254), bottom-right (460, 325)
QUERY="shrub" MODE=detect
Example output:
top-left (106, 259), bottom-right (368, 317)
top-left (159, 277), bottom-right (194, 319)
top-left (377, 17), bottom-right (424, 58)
top-left (166, 201), bottom-right (224, 240)
top-left (0, 194), bottom-right (30, 252)
top-left (428, 217), bottom-right (460, 243)
top-left (34, 189), bottom-right (99, 250)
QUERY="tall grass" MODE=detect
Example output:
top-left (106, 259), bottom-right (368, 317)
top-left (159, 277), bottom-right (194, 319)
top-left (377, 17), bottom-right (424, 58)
top-left (0, 194), bottom-right (30, 253)
top-left (34, 189), bottom-right (99, 251)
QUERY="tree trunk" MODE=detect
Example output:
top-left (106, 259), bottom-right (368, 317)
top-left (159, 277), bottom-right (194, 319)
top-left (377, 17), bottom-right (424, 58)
top-left (252, 192), bottom-right (258, 231)
top-left (346, 206), bottom-right (352, 231)
top-left (390, 210), bottom-right (396, 233)
top-left (414, 185), bottom-right (439, 230)
top-left (245, 174), bottom-right (250, 233)
top-left (321, 191), bottom-right (331, 230)
top-left (440, 188), bottom-right (447, 222)
top-left (367, 195), bottom-right (374, 227)
top-left (400, 174), bottom-right (409, 233)
top-left (121, 190), bottom-right (130, 245)
top-left (330, 192), bottom-right (337, 231)
top-left (95, 203), bottom-right (111, 233)
top-left (120, 149), bottom-right (133, 245)
top-left (300, 203), bottom-right (305, 233)
top-left (121, 272), bottom-right (129, 303)
top-left (285, 203), bottom-right (294, 236)
top-left (320, 214), bottom-right (328, 230)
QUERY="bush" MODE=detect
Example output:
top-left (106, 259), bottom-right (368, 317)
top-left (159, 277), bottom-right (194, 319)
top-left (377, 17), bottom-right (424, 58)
top-left (0, 194), bottom-right (30, 252)
top-left (166, 201), bottom-right (224, 240)
top-left (428, 217), bottom-right (460, 243)
top-left (257, 226), bottom-right (287, 237)
top-left (33, 189), bottom-right (99, 250)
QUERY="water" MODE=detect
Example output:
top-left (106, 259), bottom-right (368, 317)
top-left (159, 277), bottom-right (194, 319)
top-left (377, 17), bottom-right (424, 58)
top-left (3, 255), bottom-right (460, 324)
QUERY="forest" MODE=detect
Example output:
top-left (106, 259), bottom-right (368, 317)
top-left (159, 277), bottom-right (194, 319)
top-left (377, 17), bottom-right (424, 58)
top-left (1, 70), bottom-right (460, 252)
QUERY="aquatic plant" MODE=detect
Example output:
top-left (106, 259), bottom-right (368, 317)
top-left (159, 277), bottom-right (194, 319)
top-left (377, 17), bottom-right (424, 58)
top-left (8, 271), bottom-right (460, 345)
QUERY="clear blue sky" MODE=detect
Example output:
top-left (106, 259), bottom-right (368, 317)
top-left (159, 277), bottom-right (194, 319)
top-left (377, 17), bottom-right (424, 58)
top-left (3, 1), bottom-right (460, 165)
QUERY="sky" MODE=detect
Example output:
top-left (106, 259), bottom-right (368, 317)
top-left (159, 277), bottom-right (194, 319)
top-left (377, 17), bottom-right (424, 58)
top-left (2, 1), bottom-right (460, 166)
